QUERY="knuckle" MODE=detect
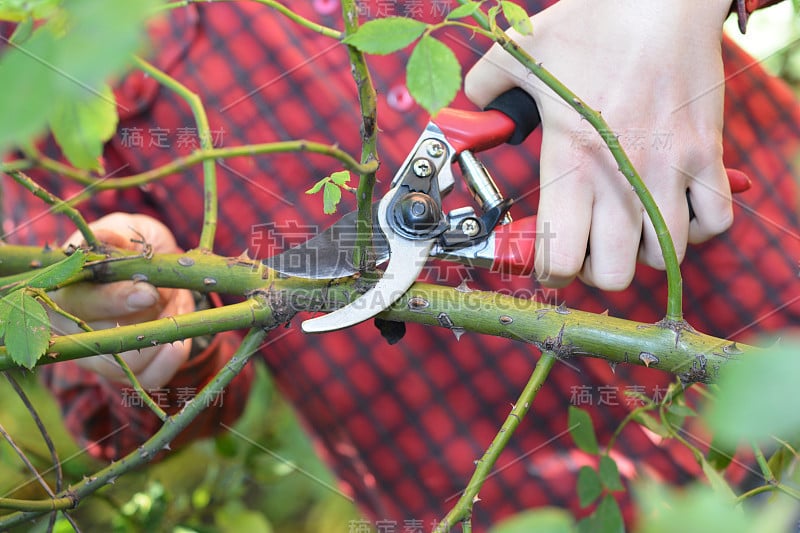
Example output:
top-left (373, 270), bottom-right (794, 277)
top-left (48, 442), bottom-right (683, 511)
top-left (704, 205), bottom-right (734, 235)
top-left (593, 269), bottom-right (634, 291)
top-left (535, 247), bottom-right (582, 287)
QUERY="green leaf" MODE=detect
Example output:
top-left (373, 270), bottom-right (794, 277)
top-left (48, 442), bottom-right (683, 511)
top-left (329, 170), bottom-right (351, 187)
top-left (52, 1), bottom-right (157, 94)
top-left (576, 466), bottom-right (602, 508)
top-left (578, 494), bottom-right (624, 533)
top-left (500, 1), bottom-right (532, 35)
top-left (446, 2), bottom-right (482, 20)
top-left (598, 455), bottom-right (624, 491)
top-left (3, 290), bottom-right (51, 369)
top-left (489, 508), bottom-right (574, 533)
top-left (50, 83), bottom-right (118, 171)
top-left (487, 4), bottom-right (501, 31)
top-left (0, 298), bottom-right (8, 340)
top-left (0, 0), bottom-right (60, 21)
top-left (26, 250), bottom-right (86, 290)
top-left (568, 406), bottom-right (599, 454)
top-left (9, 15), bottom-right (34, 44)
top-left (0, 25), bottom-right (60, 149)
top-left (706, 340), bottom-right (800, 446)
top-left (766, 445), bottom-right (794, 481)
top-left (630, 411), bottom-right (669, 438)
top-left (700, 457), bottom-right (737, 501)
top-left (0, 0), bottom-right (155, 152)
top-left (305, 176), bottom-right (328, 195)
top-left (214, 501), bottom-right (273, 533)
top-left (406, 35), bottom-right (461, 115)
top-left (666, 403), bottom-right (696, 418)
top-left (663, 404), bottom-right (690, 432)
top-left (343, 17), bottom-right (427, 55)
top-left (705, 433), bottom-right (734, 472)
top-left (322, 182), bottom-right (342, 215)
top-left (635, 482), bottom-right (752, 533)
top-left (593, 495), bottom-right (624, 533)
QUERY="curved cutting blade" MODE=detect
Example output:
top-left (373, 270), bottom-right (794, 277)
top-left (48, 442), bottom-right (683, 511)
top-left (263, 204), bottom-right (388, 279)
top-left (301, 188), bottom-right (434, 333)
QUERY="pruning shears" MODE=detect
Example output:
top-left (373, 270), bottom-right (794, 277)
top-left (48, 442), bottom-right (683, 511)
top-left (264, 89), bottom-right (751, 333)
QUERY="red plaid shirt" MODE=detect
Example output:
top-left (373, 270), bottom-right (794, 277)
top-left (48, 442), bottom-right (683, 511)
top-left (4, 1), bottom-right (798, 528)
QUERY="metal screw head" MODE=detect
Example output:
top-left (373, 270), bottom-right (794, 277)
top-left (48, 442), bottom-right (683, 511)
top-left (426, 141), bottom-right (445, 158)
top-left (397, 192), bottom-right (440, 234)
top-left (460, 217), bottom-right (480, 237)
top-left (412, 158), bottom-right (433, 178)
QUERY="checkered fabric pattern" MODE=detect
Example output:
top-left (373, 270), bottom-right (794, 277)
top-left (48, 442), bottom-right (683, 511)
top-left (3, 1), bottom-right (798, 528)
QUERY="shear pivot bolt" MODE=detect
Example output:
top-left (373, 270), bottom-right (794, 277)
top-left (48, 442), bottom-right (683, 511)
top-left (412, 158), bottom-right (433, 178)
top-left (397, 192), bottom-right (440, 234)
top-left (460, 217), bottom-right (481, 237)
top-left (426, 141), bottom-right (445, 158)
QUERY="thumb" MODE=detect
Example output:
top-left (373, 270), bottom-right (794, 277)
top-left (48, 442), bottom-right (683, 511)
top-left (464, 41), bottom-right (525, 108)
top-left (50, 281), bottom-right (163, 325)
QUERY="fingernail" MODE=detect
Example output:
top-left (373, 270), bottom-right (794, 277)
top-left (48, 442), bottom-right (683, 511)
top-left (126, 286), bottom-right (158, 310)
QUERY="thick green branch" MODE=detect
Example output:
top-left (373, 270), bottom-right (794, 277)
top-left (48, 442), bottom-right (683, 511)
top-left (0, 298), bottom-right (274, 372)
top-left (342, 0), bottom-right (380, 270)
top-left (133, 56), bottom-right (218, 251)
top-left (0, 245), bottom-right (756, 382)
top-left (376, 284), bottom-right (754, 384)
top-left (435, 351), bottom-right (557, 532)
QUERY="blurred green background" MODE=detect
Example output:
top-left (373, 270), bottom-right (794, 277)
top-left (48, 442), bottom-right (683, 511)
top-left (0, 362), bottom-right (362, 532)
top-left (724, 2), bottom-right (800, 90)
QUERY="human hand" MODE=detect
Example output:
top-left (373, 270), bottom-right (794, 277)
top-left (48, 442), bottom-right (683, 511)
top-left (465, 0), bottom-right (734, 289)
top-left (50, 213), bottom-right (195, 389)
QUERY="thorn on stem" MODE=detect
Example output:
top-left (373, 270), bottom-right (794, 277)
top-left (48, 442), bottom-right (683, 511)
top-left (638, 352), bottom-right (659, 368)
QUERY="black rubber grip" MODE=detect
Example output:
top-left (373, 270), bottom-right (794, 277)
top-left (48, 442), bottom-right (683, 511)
top-left (483, 87), bottom-right (541, 145)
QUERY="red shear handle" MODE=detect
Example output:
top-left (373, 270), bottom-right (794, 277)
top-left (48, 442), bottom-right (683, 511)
top-left (433, 88), bottom-right (540, 155)
top-left (725, 168), bottom-right (751, 193)
top-left (492, 216), bottom-right (537, 276)
top-left (432, 108), bottom-right (517, 155)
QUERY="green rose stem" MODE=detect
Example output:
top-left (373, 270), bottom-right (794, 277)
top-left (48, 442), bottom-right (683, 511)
top-left (7, 141), bottom-right (377, 208)
top-left (459, 0), bottom-right (684, 322)
top-left (342, 0), bottom-right (380, 271)
top-left (158, 0), bottom-right (343, 39)
top-left (6, 171), bottom-right (99, 249)
top-left (132, 56), bottom-right (219, 252)
top-left (433, 350), bottom-right (557, 533)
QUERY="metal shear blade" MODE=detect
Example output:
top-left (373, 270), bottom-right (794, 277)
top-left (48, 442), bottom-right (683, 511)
top-left (300, 187), bottom-right (434, 333)
top-left (263, 204), bottom-right (388, 280)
